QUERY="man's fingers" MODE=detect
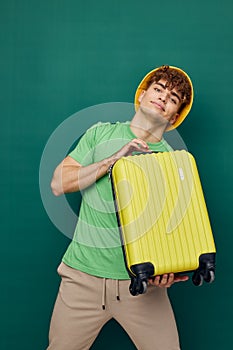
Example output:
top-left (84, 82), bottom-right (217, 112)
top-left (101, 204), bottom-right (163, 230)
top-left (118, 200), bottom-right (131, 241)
top-left (174, 274), bottom-right (189, 283)
top-left (152, 274), bottom-right (170, 287)
top-left (131, 138), bottom-right (149, 149)
top-left (167, 273), bottom-right (175, 286)
top-left (148, 273), bottom-right (189, 288)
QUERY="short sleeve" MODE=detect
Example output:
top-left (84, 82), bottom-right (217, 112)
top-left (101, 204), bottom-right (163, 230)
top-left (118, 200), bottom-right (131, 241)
top-left (68, 125), bottom-right (98, 166)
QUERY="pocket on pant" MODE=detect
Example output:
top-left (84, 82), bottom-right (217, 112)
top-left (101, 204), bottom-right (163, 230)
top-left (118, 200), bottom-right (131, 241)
top-left (57, 262), bottom-right (70, 279)
top-left (57, 264), bottom-right (100, 310)
top-left (57, 262), bottom-right (64, 276)
top-left (57, 262), bottom-right (74, 278)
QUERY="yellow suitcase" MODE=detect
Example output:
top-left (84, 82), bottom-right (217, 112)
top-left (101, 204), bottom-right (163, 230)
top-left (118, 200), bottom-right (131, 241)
top-left (110, 150), bottom-right (216, 295)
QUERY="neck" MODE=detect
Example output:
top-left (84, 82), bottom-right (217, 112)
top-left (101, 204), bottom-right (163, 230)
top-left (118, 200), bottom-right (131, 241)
top-left (130, 109), bottom-right (169, 143)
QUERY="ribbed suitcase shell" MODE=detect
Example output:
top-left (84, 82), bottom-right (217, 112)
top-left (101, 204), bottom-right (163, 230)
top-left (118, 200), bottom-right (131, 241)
top-left (111, 150), bottom-right (216, 283)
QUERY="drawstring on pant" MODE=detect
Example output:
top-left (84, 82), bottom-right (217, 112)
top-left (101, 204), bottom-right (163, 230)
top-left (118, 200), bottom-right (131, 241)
top-left (102, 278), bottom-right (120, 310)
top-left (116, 279), bottom-right (120, 301)
top-left (102, 278), bottom-right (106, 310)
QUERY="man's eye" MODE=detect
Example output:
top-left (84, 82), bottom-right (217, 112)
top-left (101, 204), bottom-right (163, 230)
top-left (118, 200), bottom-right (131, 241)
top-left (171, 98), bottom-right (177, 104)
top-left (154, 88), bottom-right (161, 92)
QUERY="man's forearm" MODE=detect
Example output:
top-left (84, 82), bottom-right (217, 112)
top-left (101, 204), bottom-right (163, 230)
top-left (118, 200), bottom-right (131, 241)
top-left (51, 155), bottom-right (118, 196)
top-left (75, 156), bottom-right (117, 191)
top-left (51, 138), bottom-right (149, 196)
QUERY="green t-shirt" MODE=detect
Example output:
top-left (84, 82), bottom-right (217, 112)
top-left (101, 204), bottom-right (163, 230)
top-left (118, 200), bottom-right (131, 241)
top-left (62, 121), bottom-right (172, 279)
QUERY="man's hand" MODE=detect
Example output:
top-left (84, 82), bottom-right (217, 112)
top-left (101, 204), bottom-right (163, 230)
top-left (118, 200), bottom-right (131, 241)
top-left (113, 138), bottom-right (149, 159)
top-left (148, 273), bottom-right (189, 288)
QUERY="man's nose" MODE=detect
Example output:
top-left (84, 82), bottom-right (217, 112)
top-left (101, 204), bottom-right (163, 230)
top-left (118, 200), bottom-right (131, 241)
top-left (159, 92), bottom-right (167, 103)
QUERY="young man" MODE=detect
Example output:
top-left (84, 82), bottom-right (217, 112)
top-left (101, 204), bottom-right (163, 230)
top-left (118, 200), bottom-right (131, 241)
top-left (47, 65), bottom-right (193, 350)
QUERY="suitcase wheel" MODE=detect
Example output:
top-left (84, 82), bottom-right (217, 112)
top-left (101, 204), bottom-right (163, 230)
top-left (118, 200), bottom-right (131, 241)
top-left (192, 271), bottom-right (204, 286)
top-left (192, 253), bottom-right (216, 286)
top-left (205, 270), bottom-right (215, 283)
top-left (141, 280), bottom-right (147, 293)
top-left (129, 278), bottom-right (147, 296)
top-left (192, 269), bottom-right (215, 286)
top-left (129, 262), bottom-right (154, 296)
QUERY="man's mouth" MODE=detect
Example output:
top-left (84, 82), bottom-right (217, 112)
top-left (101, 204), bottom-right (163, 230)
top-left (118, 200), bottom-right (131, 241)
top-left (150, 101), bottom-right (165, 111)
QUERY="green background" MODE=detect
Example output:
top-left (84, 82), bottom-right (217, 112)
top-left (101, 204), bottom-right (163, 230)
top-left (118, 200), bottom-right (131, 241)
top-left (1, 0), bottom-right (232, 349)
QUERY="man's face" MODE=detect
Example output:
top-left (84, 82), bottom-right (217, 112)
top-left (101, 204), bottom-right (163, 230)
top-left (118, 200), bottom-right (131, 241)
top-left (138, 79), bottom-right (183, 126)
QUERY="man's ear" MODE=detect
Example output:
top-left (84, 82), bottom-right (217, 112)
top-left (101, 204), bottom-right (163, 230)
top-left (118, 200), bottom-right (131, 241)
top-left (170, 113), bottom-right (179, 125)
top-left (138, 90), bottom-right (146, 103)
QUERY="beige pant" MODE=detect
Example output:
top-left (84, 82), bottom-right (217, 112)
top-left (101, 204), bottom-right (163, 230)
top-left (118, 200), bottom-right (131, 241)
top-left (47, 262), bottom-right (180, 350)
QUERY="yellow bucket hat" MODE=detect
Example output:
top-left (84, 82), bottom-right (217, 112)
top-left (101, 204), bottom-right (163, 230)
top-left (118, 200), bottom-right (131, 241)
top-left (134, 65), bottom-right (194, 130)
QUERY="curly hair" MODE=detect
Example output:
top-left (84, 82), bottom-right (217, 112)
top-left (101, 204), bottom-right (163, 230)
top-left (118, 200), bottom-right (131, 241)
top-left (147, 65), bottom-right (192, 107)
